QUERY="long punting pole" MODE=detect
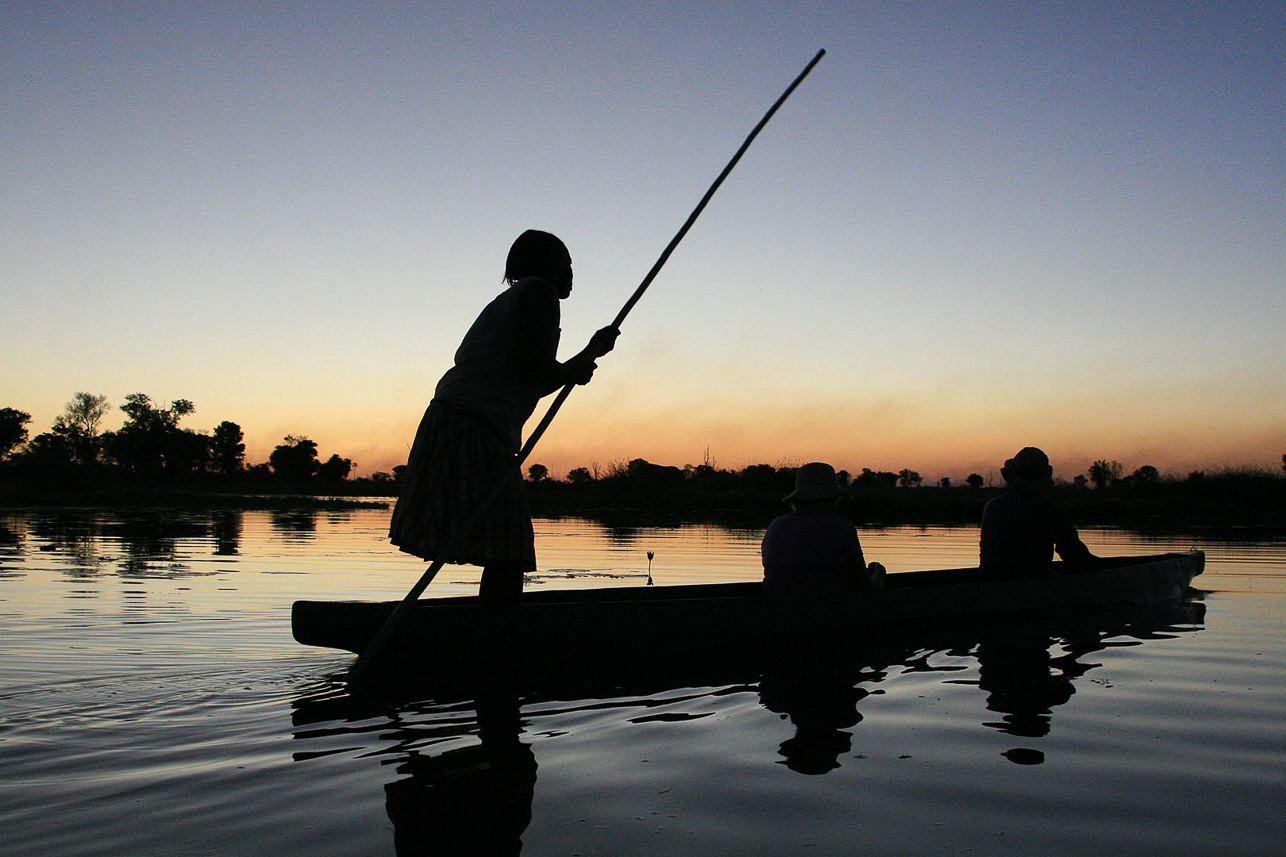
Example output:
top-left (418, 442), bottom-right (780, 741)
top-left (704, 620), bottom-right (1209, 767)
top-left (350, 49), bottom-right (826, 680)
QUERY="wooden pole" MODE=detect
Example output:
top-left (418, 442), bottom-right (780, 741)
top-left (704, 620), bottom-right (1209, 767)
top-left (349, 49), bottom-right (826, 681)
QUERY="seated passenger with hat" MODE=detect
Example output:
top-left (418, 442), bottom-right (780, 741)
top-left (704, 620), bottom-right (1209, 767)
top-left (762, 462), bottom-right (886, 596)
top-left (979, 447), bottom-right (1097, 578)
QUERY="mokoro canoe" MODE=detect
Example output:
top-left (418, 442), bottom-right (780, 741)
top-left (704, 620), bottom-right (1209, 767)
top-left (292, 551), bottom-right (1204, 670)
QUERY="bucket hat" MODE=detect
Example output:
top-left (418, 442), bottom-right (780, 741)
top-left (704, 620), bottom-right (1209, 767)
top-left (783, 462), bottom-right (847, 503)
top-left (1001, 447), bottom-right (1054, 491)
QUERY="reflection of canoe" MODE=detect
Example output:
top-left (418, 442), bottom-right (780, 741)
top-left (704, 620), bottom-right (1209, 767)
top-left (292, 551), bottom-right (1203, 670)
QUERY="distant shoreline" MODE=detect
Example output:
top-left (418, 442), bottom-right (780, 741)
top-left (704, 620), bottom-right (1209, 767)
top-left (0, 474), bottom-right (394, 511)
top-left (3, 471), bottom-right (1284, 538)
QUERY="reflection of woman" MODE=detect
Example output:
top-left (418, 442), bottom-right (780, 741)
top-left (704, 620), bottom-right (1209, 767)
top-left (389, 231), bottom-right (617, 603)
top-left (385, 691), bottom-right (536, 856)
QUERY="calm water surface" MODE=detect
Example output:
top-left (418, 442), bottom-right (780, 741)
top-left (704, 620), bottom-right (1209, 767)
top-left (1, 507), bottom-right (1284, 856)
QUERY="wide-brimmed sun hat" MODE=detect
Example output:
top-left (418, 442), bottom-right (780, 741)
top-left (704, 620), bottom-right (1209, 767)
top-left (783, 462), bottom-right (847, 503)
top-left (1001, 446), bottom-right (1054, 491)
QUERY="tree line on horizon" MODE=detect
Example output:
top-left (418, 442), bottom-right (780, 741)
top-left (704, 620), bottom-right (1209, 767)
top-left (0, 393), bottom-right (358, 483)
top-left (524, 454), bottom-right (1285, 494)
top-left (3, 393), bottom-right (1284, 497)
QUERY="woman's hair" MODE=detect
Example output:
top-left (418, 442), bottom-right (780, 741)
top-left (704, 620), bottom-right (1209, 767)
top-left (504, 230), bottom-right (570, 285)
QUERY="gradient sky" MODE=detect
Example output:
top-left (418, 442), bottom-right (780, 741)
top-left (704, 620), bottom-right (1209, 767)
top-left (4, 2), bottom-right (1283, 483)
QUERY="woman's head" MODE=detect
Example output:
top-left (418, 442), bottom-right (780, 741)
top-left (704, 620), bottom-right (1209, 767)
top-left (505, 230), bottom-right (572, 297)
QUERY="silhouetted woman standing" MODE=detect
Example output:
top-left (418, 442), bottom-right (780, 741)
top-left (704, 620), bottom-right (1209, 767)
top-left (389, 230), bottom-right (617, 603)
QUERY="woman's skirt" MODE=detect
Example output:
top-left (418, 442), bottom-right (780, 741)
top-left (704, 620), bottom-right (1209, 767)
top-left (388, 401), bottom-right (536, 569)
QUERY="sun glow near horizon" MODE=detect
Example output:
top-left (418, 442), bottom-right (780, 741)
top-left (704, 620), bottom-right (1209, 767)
top-left (292, 367), bottom-right (1284, 484)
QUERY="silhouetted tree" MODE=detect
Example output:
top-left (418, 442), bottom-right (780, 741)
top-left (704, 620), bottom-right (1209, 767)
top-left (625, 458), bottom-right (685, 485)
top-left (210, 421), bottom-right (246, 474)
top-left (1088, 459), bottom-right (1123, 488)
top-left (1073, 474), bottom-right (1088, 488)
top-left (939, 477), bottom-right (951, 488)
top-left (567, 466), bottom-right (592, 485)
top-left (854, 468), bottom-right (898, 489)
top-left (966, 473), bottom-right (985, 489)
top-left (688, 463), bottom-right (719, 484)
top-left (317, 453), bottom-right (353, 481)
top-left (269, 435), bottom-right (319, 479)
top-left (897, 468), bottom-right (922, 488)
top-left (104, 393), bottom-right (202, 473)
top-left (0, 408), bottom-right (31, 460)
top-left (168, 429), bottom-right (212, 473)
top-left (45, 392), bottom-right (111, 466)
top-left (25, 394), bottom-right (114, 470)
top-left (1132, 465), bottom-right (1160, 483)
top-left (739, 463), bottom-right (778, 488)
top-left (527, 463), bottom-right (549, 482)
top-left (62, 392), bottom-right (110, 438)
top-left (21, 429), bottom-right (76, 470)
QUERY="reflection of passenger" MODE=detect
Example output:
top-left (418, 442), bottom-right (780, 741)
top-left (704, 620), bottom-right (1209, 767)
top-left (761, 462), bottom-right (885, 596)
top-left (388, 231), bottom-right (618, 603)
top-left (976, 635), bottom-right (1073, 739)
top-left (979, 447), bottom-right (1096, 579)
top-left (384, 690), bottom-right (537, 856)
top-left (760, 658), bottom-right (868, 774)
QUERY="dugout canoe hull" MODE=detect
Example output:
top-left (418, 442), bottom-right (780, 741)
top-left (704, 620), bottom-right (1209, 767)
top-left (292, 551), bottom-right (1204, 670)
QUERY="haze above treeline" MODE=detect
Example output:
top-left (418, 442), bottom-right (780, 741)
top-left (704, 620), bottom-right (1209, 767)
top-left (3, 391), bottom-right (1284, 489)
top-left (4, 392), bottom-right (1285, 534)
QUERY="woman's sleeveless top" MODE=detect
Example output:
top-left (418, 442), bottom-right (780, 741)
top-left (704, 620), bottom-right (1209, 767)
top-left (433, 278), bottom-right (560, 450)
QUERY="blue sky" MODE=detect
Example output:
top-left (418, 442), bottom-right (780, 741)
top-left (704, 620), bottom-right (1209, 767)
top-left (3, 2), bottom-right (1283, 481)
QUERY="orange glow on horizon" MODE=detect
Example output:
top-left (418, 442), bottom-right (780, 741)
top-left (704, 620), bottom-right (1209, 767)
top-left (291, 398), bottom-right (1284, 484)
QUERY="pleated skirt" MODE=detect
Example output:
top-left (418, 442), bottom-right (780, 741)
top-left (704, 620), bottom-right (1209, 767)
top-left (388, 401), bottom-right (536, 569)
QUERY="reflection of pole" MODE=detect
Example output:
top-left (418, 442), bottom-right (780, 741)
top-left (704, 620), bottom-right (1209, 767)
top-left (350, 49), bottom-right (826, 681)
